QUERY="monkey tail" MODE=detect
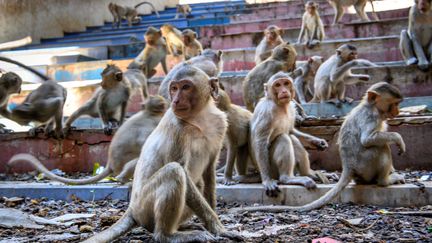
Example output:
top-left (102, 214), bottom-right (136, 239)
top-left (134, 1), bottom-right (160, 18)
top-left (0, 56), bottom-right (50, 81)
top-left (230, 170), bottom-right (351, 213)
top-left (7, 154), bottom-right (112, 185)
top-left (82, 208), bottom-right (136, 243)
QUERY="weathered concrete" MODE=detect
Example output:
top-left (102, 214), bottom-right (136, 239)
top-left (0, 182), bottom-right (430, 208)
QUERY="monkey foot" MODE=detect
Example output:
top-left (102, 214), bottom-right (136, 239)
top-left (418, 62), bottom-right (430, 72)
top-left (342, 97), bottom-right (354, 104)
top-left (406, 57), bottom-right (418, 66)
top-left (28, 127), bottom-right (45, 137)
top-left (0, 124), bottom-right (13, 134)
top-left (216, 230), bottom-right (244, 242)
top-left (262, 179), bottom-right (280, 197)
top-left (178, 222), bottom-right (206, 231)
top-left (279, 176), bottom-right (317, 189)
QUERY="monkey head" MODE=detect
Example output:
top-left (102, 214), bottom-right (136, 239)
top-left (264, 25), bottom-right (283, 44)
top-left (365, 82), bottom-right (403, 119)
top-left (308, 56), bottom-right (325, 75)
top-left (100, 64), bottom-right (123, 89)
top-left (145, 26), bottom-right (162, 46)
top-left (142, 95), bottom-right (168, 114)
top-left (169, 64), bottom-right (219, 120)
top-left (305, 1), bottom-right (318, 14)
top-left (272, 42), bottom-right (297, 70)
top-left (160, 24), bottom-right (174, 36)
top-left (336, 44), bottom-right (358, 63)
top-left (0, 72), bottom-right (22, 95)
top-left (416, 0), bottom-right (432, 13)
top-left (182, 29), bottom-right (197, 46)
top-left (265, 72), bottom-right (295, 106)
top-left (201, 49), bottom-right (223, 66)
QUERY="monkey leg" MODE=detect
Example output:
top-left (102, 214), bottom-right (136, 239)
top-left (354, 1), bottom-right (370, 22)
top-left (64, 103), bottom-right (94, 132)
top-left (399, 30), bottom-right (418, 65)
top-left (115, 158), bottom-right (137, 183)
top-left (0, 123), bottom-right (13, 134)
top-left (376, 147), bottom-right (405, 186)
top-left (223, 145), bottom-right (238, 185)
top-left (333, 4), bottom-right (344, 24)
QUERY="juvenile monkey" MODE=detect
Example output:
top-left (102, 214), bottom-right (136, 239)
top-left (81, 64), bottom-right (242, 242)
top-left (250, 72), bottom-right (328, 197)
top-left (160, 24), bottom-right (184, 57)
top-left (175, 4), bottom-right (192, 19)
top-left (108, 1), bottom-right (160, 28)
top-left (135, 27), bottom-right (168, 78)
top-left (311, 44), bottom-right (377, 106)
top-left (158, 49), bottom-right (223, 100)
top-left (294, 56), bottom-right (324, 104)
top-left (243, 42), bottom-right (297, 111)
top-left (255, 25), bottom-right (284, 64)
top-left (328, 0), bottom-right (378, 25)
top-left (63, 64), bottom-right (131, 136)
top-left (399, 0), bottom-right (432, 71)
top-left (298, 1), bottom-right (326, 49)
top-left (124, 61), bottom-right (149, 100)
top-left (234, 82), bottom-right (405, 212)
top-left (8, 96), bottom-right (168, 184)
top-left (182, 29), bottom-right (203, 60)
top-left (0, 72), bottom-right (22, 133)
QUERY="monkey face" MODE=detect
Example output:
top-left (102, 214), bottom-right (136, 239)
top-left (265, 29), bottom-right (279, 43)
top-left (418, 0), bottom-right (431, 13)
top-left (170, 79), bottom-right (198, 119)
top-left (343, 50), bottom-right (358, 62)
top-left (101, 65), bottom-right (123, 89)
top-left (182, 35), bottom-right (191, 45)
top-left (1, 72), bottom-right (22, 94)
top-left (272, 78), bottom-right (294, 105)
top-left (305, 4), bottom-right (316, 14)
top-left (375, 95), bottom-right (402, 119)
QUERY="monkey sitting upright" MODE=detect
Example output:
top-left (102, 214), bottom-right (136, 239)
top-left (310, 44), bottom-right (377, 107)
top-left (234, 82), bottom-right (405, 213)
top-left (182, 29), bottom-right (203, 60)
top-left (255, 25), bottom-right (284, 65)
top-left (81, 64), bottom-right (242, 242)
top-left (399, 0), bottom-right (432, 71)
top-left (135, 26), bottom-right (168, 79)
top-left (8, 96), bottom-right (168, 184)
top-left (160, 24), bottom-right (184, 57)
top-left (328, 0), bottom-right (378, 25)
top-left (298, 1), bottom-right (326, 49)
top-left (0, 72), bottom-right (22, 133)
top-left (63, 64), bottom-right (131, 136)
top-left (108, 1), bottom-right (160, 28)
top-left (294, 56), bottom-right (324, 104)
top-left (174, 4), bottom-right (192, 19)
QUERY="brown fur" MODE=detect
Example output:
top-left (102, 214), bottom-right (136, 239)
top-left (255, 25), bottom-right (284, 64)
top-left (298, 1), bottom-right (326, 48)
top-left (182, 29), bottom-right (203, 60)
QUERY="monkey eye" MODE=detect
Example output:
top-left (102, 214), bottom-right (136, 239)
top-left (275, 83), bottom-right (281, 88)
top-left (284, 81), bottom-right (290, 86)
top-left (170, 86), bottom-right (178, 92)
top-left (182, 84), bottom-right (191, 90)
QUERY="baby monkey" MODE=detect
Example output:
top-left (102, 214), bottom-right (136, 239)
top-left (255, 25), bottom-right (284, 64)
top-left (175, 4), bottom-right (192, 19)
top-left (234, 82), bottom-right (406, 213)
top-left (0, 72), bottom-right (22, 133)
top-left (108, 1), bottom-right (160, 28)
top-left (298, 1), bottom-right (325, 49)
top-left (182, 29), bottom-right (203, 60)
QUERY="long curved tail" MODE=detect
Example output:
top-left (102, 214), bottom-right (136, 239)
top-left (134, 2), bottom-right (160, 18)
top-left (82, 209), bottom-right (136, 243)
top-left (232, 170), bottom-right (352, 213)
top-left (8, 154), bottom-right (111, 185)
top-left (0, 56), bottom-right (50, 81)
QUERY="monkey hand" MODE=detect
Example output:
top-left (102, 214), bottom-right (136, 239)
top-left (103, 126), bottom-right (114, 136)
top-left (0, 124), bottom-right (13, 134)
top-left (359, 75), bottom-right (370, 81)
top-left (354, 59), bottom-right (377, 67)
top-left (406, 57), bottom-right (418, 66)
top-left (215, 230), bottom-right (244, 242)
top-left (396, 135), bottom-right (406, 155)
top-left (222, 177), bottom-right (238, 186)
top-left (311, 138), bottom-right (328, 151)
top-left (262, 179), bottom-right (280, 197)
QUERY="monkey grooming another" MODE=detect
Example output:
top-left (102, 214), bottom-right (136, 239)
top-left (108, 1), bottom-right (160, 28)
top-left (234, 82), bottom-right (406, 213)
top-left (0, 72), bottom-right (22, 133)
top-left (175, 4), bottom-right (192, 19)
top-left (328, 0), bottom-right (378, 25)
top-left (8, 96), bottom-right (167, 184)
top-left (158, 49), bottom-right (223, 100)
top-left (135, 26), bottom-right (168, 79)
top-left (124, 61), bottom-right (149, 101)
top-left (294, 56), bottom-right (324, 104)
top-left (160, 24), bottom-right (184, 57)
top-left (182, 29), bottom-right (203, 60)
top-left (81, 64), bottom-right (242, 243)
top-left (399, 0), bottom-right (432, 71)
top-left (298, 1), bottom-right (326, 49)
top-left (64, 64), bottom-right (131, 136)
top-left (244, 42), bottom-right (297, 111)
top-left (255, 25), bottom-right (284, 65)
top-left (310, 44), bottom-right (377, 107)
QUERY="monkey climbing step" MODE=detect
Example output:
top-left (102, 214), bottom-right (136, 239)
top-left (0, 182), bottom-right (430, 207)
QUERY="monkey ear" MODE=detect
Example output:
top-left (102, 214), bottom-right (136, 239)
top-left (278, 29), bottom-right (284, 36)
top-left (209, 77), bottom-right (219, 100)
top-left (308, 57), bottom-right (314, 64)
top-left (320, 56), bottom-right (325, 62)
top-left (336, 49), bottom-right (342, 56)
top-left (217, 50), bottom-right (223, 58)
top-left (193, 32), bottom-right (197, 39)
top-left (367, 90), bottom-right (380, 103)
top-left (115, 71), bottom-right (123, 81)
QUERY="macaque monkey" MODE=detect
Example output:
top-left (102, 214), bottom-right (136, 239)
top-left (8, 96), bottom-right (168, 184)
top-left (160, 24), bottom-right (184, 57)
top-left (249, 72), bottom-right (328, 197)
top-left (328, 0), bottom-right (378, 25)
top-left (0, 36), bottom-right (32, 51)
top-left (0, 72), bottom-right (22, 133)
top-left (82, 64), bottom-right (242, 243)
top-left (234, 82), bottom-right (405, 213)
top-left (158, 49), bottom-right (223, 100)
top-left (64, 64), bottom-right (131, 136)
top-left (135, 27), bottom-right (168, 78)
top-left (255, 25), bottom-right (284, 64)
top-left (311, 44), bottom-right (377, 107)
top-left (182, 29), bottom-right (203, 60)
top-left (399, 0), bottom-right (432, 71)
top-left (298, 1), bottom-right (326, 49)
top-left (243, 42), bottom-right (297, 111)
top-left (108, 1), bottom-right (160, 28)
top-left (175, 4), bottom-right (192, 19)
top-left (294, 56), bottom-right (324, 104)
top-left (125, 61), bottom-right (149, 100)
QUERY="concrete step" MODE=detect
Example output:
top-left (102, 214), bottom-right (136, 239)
top-left (0, 182), bottom-right (430, 207)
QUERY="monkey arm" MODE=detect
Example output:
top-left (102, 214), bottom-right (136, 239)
top-left (298, 16), bottom-right (306, 43)
top-left (203, 155), bottom-right (217, 209)
top-left (344, 74), bottom-right (370, 84)
top-left (251, 121), bottom-right (273, 182)
top-left (292, 128), bottom-right (320, 143)
top-left (360, 123), bottom-right (403, 147)
top-left (330, 59), bottom-right (375, 82)
top-left (409, 31), bottom-right (429, 63)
